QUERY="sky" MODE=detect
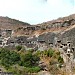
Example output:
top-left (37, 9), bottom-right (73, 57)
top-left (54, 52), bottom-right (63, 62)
top-left (0, 0), bottom-right (74, 24)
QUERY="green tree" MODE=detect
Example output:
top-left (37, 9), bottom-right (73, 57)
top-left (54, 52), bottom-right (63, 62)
top-left (0, 48), bottom-right (20, 68)
top-left (20, 52), bottom-right (40, 67)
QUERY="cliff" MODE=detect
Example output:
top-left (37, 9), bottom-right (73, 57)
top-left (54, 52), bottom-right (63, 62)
top-left (0, 14), bottom-right (75, 47)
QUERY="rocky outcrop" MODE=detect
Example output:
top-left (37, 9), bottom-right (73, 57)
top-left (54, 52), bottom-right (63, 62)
top-left (58, 27), bottom-right (75, 47)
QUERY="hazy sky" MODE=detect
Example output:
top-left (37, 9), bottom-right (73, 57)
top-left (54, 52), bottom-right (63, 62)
top-left (0, 0), bottom-right (74, 24)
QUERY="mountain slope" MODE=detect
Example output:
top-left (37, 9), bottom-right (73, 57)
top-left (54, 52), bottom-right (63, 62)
top-left (0, 14), bottom-right (75, 37)
top-left (0, 16), bottom-right (30, 30)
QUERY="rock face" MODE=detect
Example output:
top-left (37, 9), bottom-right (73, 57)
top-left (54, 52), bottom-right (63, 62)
top-left (0, 14), bottom-right (75, 50)
top-left (35, 14), bottom-right (75, 48)
top-left (58, 27), bottom-right (75, 47)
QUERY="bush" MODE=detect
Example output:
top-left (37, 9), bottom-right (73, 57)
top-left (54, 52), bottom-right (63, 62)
top-left (53, 51), bottom-right (60, 59)
top-left (58, 56), bottom-right (64, 63)
top-left (24, 67), bottom-right (41, 73)
top-left (8, 66), bottom-right (41, 75)
top-left (47, 49), bottom-right (54, 57)
top-left (16, 45), bottom-right (22, 51)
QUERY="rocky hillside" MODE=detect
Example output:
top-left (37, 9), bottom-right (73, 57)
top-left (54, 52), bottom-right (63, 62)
top-left (0, 16), bottom-right (30, 30)
top-left (37, 14), bottom-right (75, 26)
top-left (0, 14), bottom-right (75, 36)
top-left (13, 13), bottom-right (75, 47)
top-left (0, 14), bottom-right (75, 40)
